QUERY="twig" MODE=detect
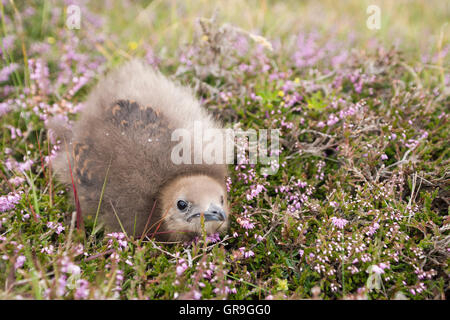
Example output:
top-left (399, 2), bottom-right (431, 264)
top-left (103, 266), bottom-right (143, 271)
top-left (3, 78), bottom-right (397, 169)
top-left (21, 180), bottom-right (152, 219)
top-left (140, 200), bottom-right (158, 241)
top-left (110, 200), bottom-right (128, 237)
top-left (147, 240), bottom-right (178, 259)
top-left (65, 210), bottom-right (77, 251)
top-left (84, 249), bottom-right (115, 262)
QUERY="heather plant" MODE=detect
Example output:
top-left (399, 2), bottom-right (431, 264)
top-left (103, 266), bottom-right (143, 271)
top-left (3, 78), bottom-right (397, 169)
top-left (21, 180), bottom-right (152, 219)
top-left (0, 0), bottom-right (448, 300)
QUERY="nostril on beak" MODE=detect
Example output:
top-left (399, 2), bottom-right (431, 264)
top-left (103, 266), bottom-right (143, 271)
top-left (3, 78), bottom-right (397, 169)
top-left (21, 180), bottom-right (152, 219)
top-left (186, 205), bottom-right (226, 223)
top-left (204, 205), bottom-right (226, 222)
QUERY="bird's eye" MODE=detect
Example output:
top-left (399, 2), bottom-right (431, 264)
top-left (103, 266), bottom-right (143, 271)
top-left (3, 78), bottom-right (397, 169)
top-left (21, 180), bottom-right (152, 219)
top-left (177, 200), bottom-right (188, 211)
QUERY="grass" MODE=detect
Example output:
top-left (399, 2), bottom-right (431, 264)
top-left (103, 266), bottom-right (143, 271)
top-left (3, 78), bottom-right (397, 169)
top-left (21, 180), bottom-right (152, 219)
top-left (0, 0), bottom-right (448, 300)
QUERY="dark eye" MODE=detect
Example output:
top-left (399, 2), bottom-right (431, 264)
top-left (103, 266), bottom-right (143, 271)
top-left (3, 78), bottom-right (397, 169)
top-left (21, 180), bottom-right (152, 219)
top-left (177, 200), bottom-right (188, 211)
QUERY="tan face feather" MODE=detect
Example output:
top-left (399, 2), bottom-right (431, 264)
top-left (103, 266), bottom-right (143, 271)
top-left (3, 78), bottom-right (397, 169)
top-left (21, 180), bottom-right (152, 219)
top-left (160, 175), bottom-right (229, 241)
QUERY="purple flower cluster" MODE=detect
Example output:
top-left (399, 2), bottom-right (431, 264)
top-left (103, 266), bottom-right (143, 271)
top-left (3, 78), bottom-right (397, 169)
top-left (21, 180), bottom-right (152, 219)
top-left (0, 192), bottom-right (22, 212)
top-left (0, 63), bottom-right (19, 82)
top-left (47, 221), bottom-right (65, 234)
top-left (330, 217), bottom-right (349, 230)
top-left (106, 232), bottom-right (128, 250)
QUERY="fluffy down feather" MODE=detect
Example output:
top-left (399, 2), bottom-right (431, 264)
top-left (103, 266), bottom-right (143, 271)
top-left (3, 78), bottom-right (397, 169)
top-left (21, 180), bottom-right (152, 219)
top-left (48, 60), bottom-right (229, 241)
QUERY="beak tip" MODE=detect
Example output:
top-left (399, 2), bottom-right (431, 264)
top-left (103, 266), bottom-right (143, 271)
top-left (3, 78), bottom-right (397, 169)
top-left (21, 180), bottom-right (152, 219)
top-left (186, 205), bottom-right (226, 223)
top-left (204, 206), bottom-right (226, 222)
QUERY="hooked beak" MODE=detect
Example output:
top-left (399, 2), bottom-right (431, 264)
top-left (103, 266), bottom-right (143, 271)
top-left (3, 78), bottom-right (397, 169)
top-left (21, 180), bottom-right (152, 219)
top-left (186, 204), bottom-right (226, 223)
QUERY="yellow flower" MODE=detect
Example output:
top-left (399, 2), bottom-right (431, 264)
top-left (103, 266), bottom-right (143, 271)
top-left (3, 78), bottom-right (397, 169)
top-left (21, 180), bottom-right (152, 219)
top-left (201, 35), bottom-right (209, 42)
top-left (277, 279), bottom-right (288, 291)
top-left (294, 77), bottom-right (300, 84)
top-left (47, 37), bottom-right (55, 44)
top-left (278, 90), bottom-right (285, 97)
top-left (128, 41), bottom-right (138, 51)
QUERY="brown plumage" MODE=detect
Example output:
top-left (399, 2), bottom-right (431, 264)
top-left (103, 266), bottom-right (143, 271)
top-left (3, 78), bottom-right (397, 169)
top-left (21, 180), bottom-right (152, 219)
top-left (48, 60), bottom-right (229, 241)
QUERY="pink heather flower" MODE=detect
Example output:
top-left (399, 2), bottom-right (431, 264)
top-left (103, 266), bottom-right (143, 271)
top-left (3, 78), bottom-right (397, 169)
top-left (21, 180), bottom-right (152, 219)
top-left (15, 255), bottom-right (26, 269)
top-left (244, 250), bottom-right (255, 258)
top-left (106, 232), bottom-right (128, 250)
top-left (0, 63), bottom-right (19, 82)
top-left (246, 184), bottom-right (265, 201)
top-left (17, 159), bottom-right (34, 173)
top-left (74, 244), bottom-right (85, 256)
top-left (75, 279), bottom-right (90, 299)
top-left (7, 125), bottom-right (22, 140)
top-left (176, 264), bottom-right (188, 276)
top-left (216, 286), bottom-right (236, 295)
top-left (381, 154), bottom-right (388, 160)
top-left (116, 270), bottom-right (124, 284)
top-left (117, 239), bottom-right (128, 249)
top-left (125, 259), bottom-right (133, 266)
top-left (366, 222), bottom-right (380, 236)
top-left (8, 177), bottom-right (25, 186)
top-left (234, 35), bottom-right (249, 56)
top-left (28, 58), bottom-right (51, 94)
top-left (371, 265), bottom-right (384, 274)
top-left (60, 256), bottom-right (81, 275)
top-left (226, 177), bottom-right (232, 193)
top-left (57, 275), bottom-right (67, 296)
top-left (330, 201), bottom-right (339, 208)
top-left (109, 252), bottom-right (119, 263)
top-left (331, 217), bottom-right (349, 229)
top-left (145, 46), bottom-right (160, 66)
top-left (189, 232), bottom-right (221, 245)
top-left (237, 216), bottom-right (255, 230)
top-left (41, 245), bottom-right (55, 255)
top-left (327, 113), bottom-right (339, 126)
top-left (238, 247), bottom-right (255, 259)
top-left (47, 221), bottom-right (65, 234)
top-left (176, 258), bottom-right (188, 276)
top-left (229, 287), bottom-right (237, 294)
top-left (193, 290), bottom-right (202, 300)
top-left (206, 233), bottom-right (220, 243)
top-left (0, 35), bottom-right (15, 56)
top-left (332, 51), bottom-right (349, 67)
top-left (107, 232), bottom-right (126, 240)
top-left (0, 192), bottom-right (22, 212)
top-left (379, 263), bottom-right (389, 270)
top-left (203, 269), bottom-right (213, 280)
top-left (1, 99), bottom-right (12, 117)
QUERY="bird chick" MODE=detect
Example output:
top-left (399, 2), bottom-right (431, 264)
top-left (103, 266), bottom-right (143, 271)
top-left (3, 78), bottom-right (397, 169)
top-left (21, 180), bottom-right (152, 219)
top-left (48, 60), bottom-right (229, 242)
